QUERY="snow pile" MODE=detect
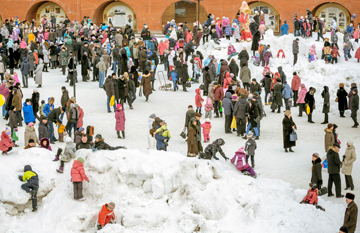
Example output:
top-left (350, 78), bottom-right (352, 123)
top-left (0, 149), bottom-right (344, 232)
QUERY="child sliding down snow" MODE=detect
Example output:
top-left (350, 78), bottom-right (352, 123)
top-left (93, 134), bottom-right (126, 151)
top-left (300, 183), bottom-right (325, 211)
top-left (231, 147), bottom-right (256, 178)
top-left (199, 138), bottom-right (229, 160)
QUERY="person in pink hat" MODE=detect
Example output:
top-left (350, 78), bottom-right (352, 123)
top-left (115, 104), bottom-right (126, 139)
top-left (231, 147), bottom-right (256, 178)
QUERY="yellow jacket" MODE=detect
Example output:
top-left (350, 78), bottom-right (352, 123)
top-left (58, 124), bottom-right (66, 134)
top-left (22, 171), bottom-right (37, 182)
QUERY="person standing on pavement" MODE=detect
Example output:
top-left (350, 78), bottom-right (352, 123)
top-left (327, 142), bottom-right (344, 198)
top-left (103, 75), bottom-right (115, 113)
top-left (342, 141), bottom-right (356, 191)
top-left (291, 72), bottom-right (301, 107)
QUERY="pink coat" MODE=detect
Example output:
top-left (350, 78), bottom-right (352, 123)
top-left (259, 24), bottom-right (266, 35)
top-left (309, 45), bottom-right (317, 55)
top-left (44, 31), bottom-right (49, 40)
top-left (231, 151), bottom-right (249, 171)
top-left (158, 42), bottom-right (167, 55)
top-left (115, 108), bottom-right (126, 131)
top-left (262, 65), bottom-right (272, 76)
top-left (353, 29), bottom-right (360, 39)
top-left (222, 18), bottom-right (229, 27)
top-left (355, 47), bottom-right (360, 60)
top-left (0, 131), bottom-right (13, 152)
top-left (228, 45), bottom-right (236, 55)
top-left (204, 97), bottom-right (214, 111)
top-left (296, 84), bottom-right (307, 104)
top-left (195, 88), bottom-right (204, 108)
top-left (77, 107), bottom-right (84, 128)
top-left (291, 75), bottom-right (301, 91)
top-left (201, 122), bottom-right (212, 135)
top-left (20, 40), bottom-right (27, 49)
top-left (71, 160), bottom-right (89, 182)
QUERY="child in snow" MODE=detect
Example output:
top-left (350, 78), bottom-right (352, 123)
top-left (75, 127), bottom-right (85, 144)
top-left (233, 24), bottom-right (240, 42)
top-left (244, 132), bottom-right (257, 168)
top-left (148, 129), bottom-right (157, 150)
top-left (169, 66), bottom-right (178, 91)
top-left (13, 72), bottom-right (20, 85)
top-left (194, 60), bottom-right (201, 83)
top-left (343, 43), bottom-right (350, 61)
top-left (97, 202), bottom-right (116, 230)
top-left (253, 51), bottom-right (260, 66)
top-left (57, 137), bottom-right (76, 173)
top-left (115, 104), bottom-right (126, 139)
top-left (227, 43), bottom-right (238, 61)
top-left (201, 118), bottom-right (212, 143)
top-left (331, 46), bottom-right (340, 64)
top-left (262, 49), bottom-right (272, 66)
top-left (18, 165), bottom-right (39, 211)
top-left (93, 134), bottom-right (126, 151)
top-left (40, 137), bottom-right (52, 151)
top-left (231, 147), bottom-right (256, 178)
top-left (259, 21), bottom-right (266, 39)
top-left (300, 183), bottom-right (325, 211)
top-left (195, 88), bottom-right (204, 114)
top-left (11, 128), bottom-right (19, 147)
top-left (323, 38), bottom-right (331, 63)
top-left (204, 97), bottom-right (214, 119)
top-left (0, 127), bottom-right (14, 155)
top-left (224, 23), bottom-right (232, 40)
top-left (39, 100), bottom-right (46, 117)
top-left (308, 44), bottom-right (317, 62)
top-left (58, 124), bottom-right (66, 142)
top-left (199, 138), bottom-right (229, 160)
top-left (70, 157), bottom-right (89, 201)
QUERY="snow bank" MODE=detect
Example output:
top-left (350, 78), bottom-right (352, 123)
top-left (0, 149), bottom-right (344, 232)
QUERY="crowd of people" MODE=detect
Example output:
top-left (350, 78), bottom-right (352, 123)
top-left (0, 5), bottom-right (358, 231)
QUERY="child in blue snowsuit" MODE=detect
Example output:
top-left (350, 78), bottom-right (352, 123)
top-left (170, 67), bottom-right (178, 91)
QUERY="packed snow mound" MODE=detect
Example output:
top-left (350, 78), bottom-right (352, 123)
top-left (198, 30), bottom-right (360, 116)
top-left (0, 149), bottom-right (344, 232)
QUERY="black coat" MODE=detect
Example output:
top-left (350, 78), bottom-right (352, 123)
top-left (31, 92), bottom-right (39, 115)
top-left (351, 93), bottom-right (359, 111)
top-left (326, 147), bottom-right (342, 174)
top-left (251, 31), bottom-right (261, 51)
top-left (248, 104), bottom-right (259, 128)
top-left (229, 61), bottom-right (239, 78)
top-left (203, 70), bottom-right (211, 92)
top-left (113, 78), bottom-right (120, 100)
top-left (305, 92), bottom-right (315, 113)
top-left (282, 116), bottom-right (295, 148)
top-left (311, 158), bottom-right (322, 185)
top-left (181, 64), bottom-right (189, 84)
top-left (81, 55), bottom-right (89, 76)
top-left (118, 78), bottom-right (128, 99)
top-left (337, 88), bottom-right (348, 111)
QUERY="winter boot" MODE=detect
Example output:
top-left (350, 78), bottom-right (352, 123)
top-left (53, 155), bottom-right (59, 161)
top-left (117, 131), bottom-right (122, 139)
top-left (289, 147), bottom-right (294, 152)
top-left (56, 166), bottom-right (64, 173)
top-left (122, 131), bottom-right (125, 139)
top-left (277, 106), bottom-right (281, 113)
top-left (285, 148), bottom-right (288, 153)
top-left (309, 113), bottom-right (315, 123)
top-left (220, 112), bottom-right (223, 117)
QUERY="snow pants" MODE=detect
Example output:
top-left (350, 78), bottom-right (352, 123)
top-left (21, 182), bottom-right (38, 209)
top-left (73, 182), bottom-right (83, 200)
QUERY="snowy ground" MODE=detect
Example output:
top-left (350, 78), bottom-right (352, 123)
top-left (0, 31), bottom-right (360, 232)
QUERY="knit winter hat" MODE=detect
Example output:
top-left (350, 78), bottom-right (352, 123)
top-left (346, 193), bottom-right (355, 200)
top-left (95, 134), bottom-right (102, 140)
top-left (5, 127), bottom-right (11, 135)
top-left (70, 96), bottom-right (76, 102)
top-left (78, 127), bottom-right (85, 132)
top-left (312, 153), bottom-right (319, 159)
top-left (41, 100), bottom-right (45, 104)
top-left (77, 157), bottom-right (84, 164)
top-left (149, 113), bottom-right (156, 118)
top-left (237, 147), bottom-right (245, 153)
top-left (117, 104), bottom-right (122, 108)
top-left (108, 202), bottom-right (115, 209)
top-left (347, 140), bottom-right (354, 146)
top-left (66, 137), bottom-right (72, 143)
top-left (284, 110), bottom-right (291, 117)
top-left (28, 122), bottom-right (34, 127)
top-left (29, 139), bottom-right (35, 143)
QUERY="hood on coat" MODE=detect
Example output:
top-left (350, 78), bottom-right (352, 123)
top-left (300, 83), bottom-right (306, 89)
top-left (277, 66), bottom-right (283, 72)
top-left (221, 60), bottom-right (228, 66)
top-left (39, 59), bottom-right (43, 64)
top-left (324, 128), bottom-right (333, 133)
top-left (323, 86), bottom-right (329, 93)
top-left (22, 57), bottom-right (28, 62)
top-left (225, 92), bottom-right (232, 99)
top-left (24, 165), bottom-right (32, 172)
top-left (206, 97), bottom-right (212, 105)
top-left (195, 88), bottom-right (201, 95)
top-left (40, 137), bottom-right (50, 148)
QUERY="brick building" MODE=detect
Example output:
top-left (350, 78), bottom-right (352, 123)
top-left (1, 0), bottom-right (359, 33)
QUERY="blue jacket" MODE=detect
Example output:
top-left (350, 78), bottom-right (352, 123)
top-left (23, 102), bottom-right (35, 123)
top-left (170, 70), bottom-right (178, 81)
top-left (155, 126), bottom-right (169, 150)
top-left (203, 57), bottom-right (211, 67)
top-left (43, 98), bottom-right (54, 117)
top-left (148, 41), bottom-right (155, 52)
top-left (282, 83), bottom-right (293, 99)
top-left (280, 23), bottom-right (289, 35)
top-left (346, 26), bottom-right (354, 34)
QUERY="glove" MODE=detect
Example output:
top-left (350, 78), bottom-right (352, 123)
top-left (18, 175), bottom-right (23, 181)
top-left (224, 156), bottom-right (229, 161)
top-left (92, 147), bottom-right (98, 152)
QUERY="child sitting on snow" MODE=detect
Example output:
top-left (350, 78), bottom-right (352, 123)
top-left (201, 118), bottom-right (212, 143)
top-left (0, 127), bottom-right (14, 155)
top-left (18, 165), bottom-right (39, 212)
top-left (300, 183), bottom-right (325, 211)
top-left (40, 137), bottom-right (52, 151)
top-left (93, 134), bottom-right (126, 151)
top-left (204, 97), bottom-right (214, 119)
top-left (245, 132), bottom-right (257, 168)
top-left (199, 138), bottom-right (229, 160)
top-left (57, 137), bottom-right (76, 173)
top-left (231, 147), bottom-right (256, 178)
top-left (227, 43), bottom-right (238, 61)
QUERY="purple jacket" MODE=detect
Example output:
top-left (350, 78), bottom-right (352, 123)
top-left (263, 51), bottom-right (272, 62)
top-left (225, 24), bottom-right (232, 36)
top-left (231, 151), bottom-right (249, 171)
top-left (228, 46), bottom-right (237, 55)
top-left (12, 29), bottom-right (19, 41)
top-left (164, 24), bottom-right (170, 35)
top-left (0, 85), bottom-right (9, 100)
top-left (115, 108), bottom-right (126, 131)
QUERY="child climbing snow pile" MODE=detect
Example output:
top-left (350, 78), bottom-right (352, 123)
top-left (57, 137), bottom-right (76, 173)
top-left (300, 183), bottom-right (325, 211)
top-left (18, 165), bottom-right (39, 211)
top-left (231, 147), bottom-right (256, 178)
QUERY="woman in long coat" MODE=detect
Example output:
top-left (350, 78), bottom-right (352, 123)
top-left (27, 51), bottom-right (35, 77)
top-left (342, 140), bottom-right (356, 190)
top-left (49, 43), bottom-right (58, 68)
top-left (321, 86), bottom-right (329, 124)
top-left (311, 153), bottom-right (323, 189)
top-left (251, 31), bottom-right (261, 56)
top-left (140, 70), bottom-right (152, 101)
top-left (34, 59), bottom-right (44, 88)
top-left (187, 118), bottom-right (199, 157)
top-left (336, 83), bottom-right (348, 117)
top-left (272, 79), bottom-right (283, 113)
top-left (247, 100), bottom-right (259, 137)
top-left (282, 110), bottom-right (296, 152)
top-left (81, 54), bottom-right (89, 82)
top-left (42, 44), bottom-right (50, 72)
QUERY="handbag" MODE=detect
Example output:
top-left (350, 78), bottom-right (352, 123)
top-left (290, 129), bottom-right (298, 142)
top-left (180, 128), bottom-right (186, 139)
top-left (48, 55), bottom-right (51, 60)
top-left (254, 116), bottom-right (261, 124)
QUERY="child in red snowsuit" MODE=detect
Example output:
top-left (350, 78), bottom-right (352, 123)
top-left (201, 119), bottom-right (212, 143)
top-left (195, 88), bottom-right (204, 114)
top-left (300, 183), bottom-right (325, 211)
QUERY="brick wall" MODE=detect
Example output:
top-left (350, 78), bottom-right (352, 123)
top-left (2, 0), bottom-right (359, 32)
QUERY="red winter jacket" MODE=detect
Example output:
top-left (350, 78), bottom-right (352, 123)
top-left (194, 57), bottom-right (202, 69)
top-left (195, 88), bottom-right (204, 108)
top-left (302, 189), bottom-right (318, 204)
top-left (98, 204), bottom-right (115, 227)
top-left (223, 72), bottom-right (232, 89)
top-left (0, 131), bottom-right (14, 152)
top-left (77, 107), bottom-right (84, 128)
top-left (291, 75), bottom-right (301, 91)
top-left (71, 160), bottom-right (89, 182)
top-left (157, 42), bottom-right (167, 55)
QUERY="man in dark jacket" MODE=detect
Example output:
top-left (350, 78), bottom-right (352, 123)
top-left (327, 142), bottom-right (343, 198)
top-left (213, 83), bottom-right (224, 118)
top-left (184, 39), bottom-right (197, 61)
top-left (47, 107), bottom-right (64, 144)
top-left (343, 193), bottom-right (358, 233)
top-left (184, 105), bottom-right (195, 136)
top-left (233, 93), bottom-right (249, 137)
top-left (76, 134), bottom-right (92, 150)
top-left (203, 66), bottom-right (211, 96)
top-left (93, 53), bottom-right (101, 82)
top-left (316, 18), bottom-right (324, 42)
top-left (38, 116), bottom-right (50, 140)
top-left (278, 66), bottom-right (286, 83)
top-left (292, 38), bottom-right (299, 65)
top-left (60, 86), bottom-right (69, 121)
top-left (94, 134), bottom-right (125, 150)
top-left (18, 165), bottom-right (39, 212)
top-left (351, 89), bottom-right (359, 128)
top-left (222, 92), bottom-right (233, 133)
top-left (103, 75), bottom-right (115, 113)
top-left (250, 78), bottom-right (261, 94)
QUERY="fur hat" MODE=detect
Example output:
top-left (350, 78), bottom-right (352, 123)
top-left (345, 193), bottom-right (355, 200)
top-left (284, 110), bottom-right (291, 117)
top-left (312, 153), bottom-right (319, 159)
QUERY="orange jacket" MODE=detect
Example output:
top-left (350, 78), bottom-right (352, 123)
top-left (98, 204), bottom-right (115, 227)
top-left (34, 52), bottom-right (39, 65)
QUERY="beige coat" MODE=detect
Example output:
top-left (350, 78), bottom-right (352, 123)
top-left (341, 145), bottom-right (356, 175)
top-left (24, 126), bottom-right (40, 146)
top-left (324, 128), bottom-right (334, 153)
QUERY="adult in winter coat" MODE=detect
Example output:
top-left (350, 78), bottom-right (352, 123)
top-left (297, 84), bottom-right (307, 117)
top-left (343, 193), bottom-right (358, 233)
top-left (38, 117), bottom-right (50, 140)
top-left (20, 57), bottom-right (30, 87)
top-left (81, 54), bottom-right (89, 82)
top-left (208, 60), bottom-right (216, 81)
top-left (229, 59), bottom-right (239, 79)
top-left (321, 86), bottom-right (330, 124)
top-left (103, 76), bottom-right (115, 113)
top-left (222, 92), bottom-right (233, 133)
top-left (327, 142), bottom-right (343, 198)
top-left (292, 38), bottom-right (299, 65)
top-left (348, 83), bottom-right (357, 110)
top-left (27, 51), bottom-right (35, 77)
top-left (282, 110), bottom-right (296, 152)
top-left (277, 66), bottom-right (286, 83)
top-left (238, 48), bottom-right (249, 68)
top-left (251, 31), bottom-right (261, 56)
top-left (272, 80), bottom-right (283, 113)
top-left (34, 59), bottom-right (43, 88)
top-left (250, 79), bottom-right (261, 95)
top-left (240, 63), bottom-right (251, 91)
top-left (187, 118), bottom-right (199, 157)
top-left (342, 141), bottom-right (356, 190)
top-left (115, 104), bottom-right (126, 139)
top-left (282, 81), bottom-right (293, 110)
top-left (140, 71), bottom-right (152, 101)
top-left (233, 94), bottom-right (250, 136)
top-left (280, 21), bottom-right (289, 35)
top-left (24, 122), bottom-right (40, 146)
top-left (337, 83), bottom-right (348, 117)
top-left (311, 153), bottom-right (323, 189)
top-left (351, 89), bottom-right (359, 128)
top-left (291, 72), bottom-right (301, 107)
top-left (324, 123), bottom-right (335, 153)
top-left (23, 100), bottom-right (35, 124)
top-left (305, 87), bottom-right (316, 123)
top-left (213, 84), bottom-right (224, 118)
top-left (247, 100), bottom-right (260, 138)
top-left (219, 60), bottom-right (230, 85)
top-left (203, 67), bottom-right (211, 96)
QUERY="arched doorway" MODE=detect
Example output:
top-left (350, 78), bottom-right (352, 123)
top-left (36, 2), bottom-right (67, 26)
top-left (162, 1), bottom-right (207, 31)
top-left (103, 2), bottom-right (137, 29)
top-left (247, 2), bottom-right (280, 33)
top-left (313, 3), bottom-right (350, 32)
